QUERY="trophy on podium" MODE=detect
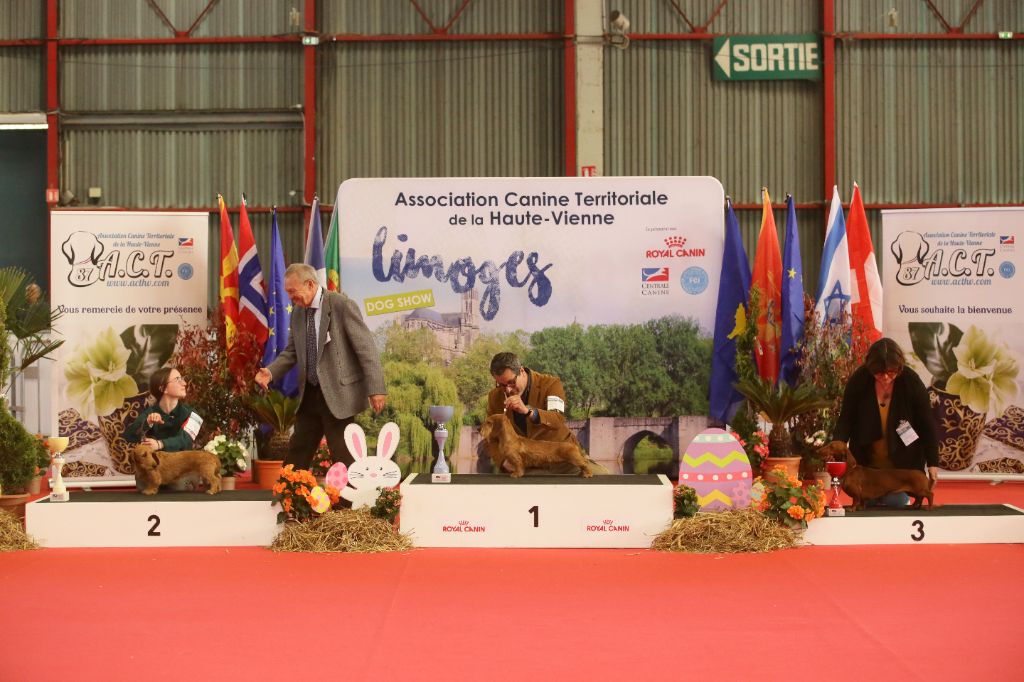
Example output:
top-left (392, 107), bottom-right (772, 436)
top-left (429, 405), bottom-right (454, 483)
top-left (46, 436), bottom-right (71, 503)
top-left (825, 459), bottom-right (847, 517)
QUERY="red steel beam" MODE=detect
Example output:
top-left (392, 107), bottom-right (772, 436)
top-left (184, 0), bottom-right (222, 38)
top-left (835, 32), bottom-right (1020, 40)
top-left (324, 33), bottom-right (561, 42)
top-left (822, 0), bottom-right (836, 213)
top-left (563, 0), bottom-right (576, 176)
top-left (302, 0), bottom-right (317, 231)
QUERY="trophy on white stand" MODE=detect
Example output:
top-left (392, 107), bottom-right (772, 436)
top-left (429, 405), bottom-right (454, 483)
top-left (46, 436), bottom-right (71, 503)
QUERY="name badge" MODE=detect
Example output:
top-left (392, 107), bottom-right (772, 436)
top-left (896, 420), bottom-right (919, 446)
top-left (183, 411), bottom-right (204, 440)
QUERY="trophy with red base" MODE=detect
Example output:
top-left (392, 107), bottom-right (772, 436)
top-left (825, 459), bottom-right (847, 517)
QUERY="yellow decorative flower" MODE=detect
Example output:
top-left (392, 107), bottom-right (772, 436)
top-left (63, 327), bottom-right (139, 418)
top-left (946, 325), bottom-right (1019, 416)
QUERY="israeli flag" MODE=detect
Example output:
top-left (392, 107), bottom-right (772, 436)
top-left (814, 186), bottom-right (851, 324)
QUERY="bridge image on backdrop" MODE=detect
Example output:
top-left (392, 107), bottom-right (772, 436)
top-left (454, 416), bottom-right (708, 476)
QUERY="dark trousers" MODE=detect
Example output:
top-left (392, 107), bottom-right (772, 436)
top-left (286, 383), bottom-right (355, 470)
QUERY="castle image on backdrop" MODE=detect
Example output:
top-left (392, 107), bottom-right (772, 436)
top-left (401, 289), bottom-right (480, 364)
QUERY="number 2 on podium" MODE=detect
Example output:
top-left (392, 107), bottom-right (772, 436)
top-left (528, 505), bottom-right (539, 528)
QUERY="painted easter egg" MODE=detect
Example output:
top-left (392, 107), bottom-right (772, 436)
top-left (325, 462), bottom-right (348, 491)
top-left (309, 485), bottom-right (331, 514)
top-left (677, 428), bottom-right (752, 512)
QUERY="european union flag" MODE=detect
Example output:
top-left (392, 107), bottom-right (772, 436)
top-left (262, 208), bottom-right (299, 397)
top-left (709, 198), bottom-right (752, 424)
top-left (780, 194), bottom-right (805, 386)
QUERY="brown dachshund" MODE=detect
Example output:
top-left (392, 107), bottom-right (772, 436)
top-left (479, 413), bottom-right (592, 478)
top-left (821, 442), bottom-right (933, 511)
top-left (131, 446), bottom-right (222, 495)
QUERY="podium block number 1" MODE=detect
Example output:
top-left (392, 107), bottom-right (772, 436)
top-left (528, 505), bottom-right (539, 528)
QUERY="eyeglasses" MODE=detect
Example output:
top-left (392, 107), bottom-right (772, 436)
top-left (494, 373), bottom-right (519, 390)
top-left (874, 368), bottom-right (900, 379)
top-left (168, 377), bottom-right (187, 385)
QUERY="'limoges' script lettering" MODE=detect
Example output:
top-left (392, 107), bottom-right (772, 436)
top-left (371, 226), bottom-right (552, 321)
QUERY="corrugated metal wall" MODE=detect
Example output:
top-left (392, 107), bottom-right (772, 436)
top-left (835, 0), bottom-right (1021, 34)
top-left (319, 0), bottom-right (562, 34)
top-left (0, 47), bottom-right (43, 112)
top-left (61, 46), bottom-right (302, 111)
top-left (837, 40), bottom-right (1023, 204)
top-left (317, 41), bottom-right (564, 194)
top-left (61, 0), bottom-right (298, 38)
top-left (617, 0), bottom-right (819, 34)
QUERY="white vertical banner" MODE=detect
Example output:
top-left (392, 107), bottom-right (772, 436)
top-left (50, 211), bottom-right (208, 483)
top-left (882, 208), bottom-right (1024, 475)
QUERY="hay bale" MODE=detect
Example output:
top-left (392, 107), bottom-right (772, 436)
top-left (0, 509), bottom-right (38, 552)
top-left (651, 508), bottom-right (798, 553)
top-left (269, 508), bottom-right (413, 553)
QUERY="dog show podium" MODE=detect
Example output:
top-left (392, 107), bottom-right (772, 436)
top-left (803, 503), bottom-right (1024, 545)
top-left (25, 490), bottom-right (280, 548)
top-left (399, 473), bottom-right (674, 548)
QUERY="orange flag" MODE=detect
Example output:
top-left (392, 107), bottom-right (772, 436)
top-left (217, 194), bottom-right (240, 349)
top-left (751, 188), bottom-right (783, 383)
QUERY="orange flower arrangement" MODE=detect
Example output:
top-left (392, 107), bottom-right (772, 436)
top-left (271, 464), bottom-right (341, 523)
top-left (753, 467), bottom-right (826, 528)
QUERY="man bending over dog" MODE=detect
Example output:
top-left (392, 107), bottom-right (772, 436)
top-left (484, 352), bottom-right (604, 476)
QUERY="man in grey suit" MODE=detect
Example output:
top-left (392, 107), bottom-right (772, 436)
top-left (255, 263), bottom-right (387, 469)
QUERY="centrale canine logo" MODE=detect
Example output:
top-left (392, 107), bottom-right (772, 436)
top-left (646, 235), bottom-right (706, 259)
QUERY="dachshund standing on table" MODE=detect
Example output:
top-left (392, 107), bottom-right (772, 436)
top-left (479, 413), bottom-right (592, 478)
top-left (820, 441), bottom-right (933, 511)
top-left (131, 446), bottom-right (222, 495)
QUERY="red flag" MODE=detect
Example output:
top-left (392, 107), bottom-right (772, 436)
top-left (218, 194), bottom-right (240, 349)
top-left (847, 182), bottom-right (883, 343)
top-left (237, 196), bottom-right (269, 347)
top-left (751, 188), bottom-right (782, 383)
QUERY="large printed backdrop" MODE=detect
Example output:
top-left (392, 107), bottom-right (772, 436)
top-left (337, 176), bottom-right (725, 334)
top-left (882, 208), bottom-right (1024, 474)
top-left (50, 211), bottom-right (208, 482)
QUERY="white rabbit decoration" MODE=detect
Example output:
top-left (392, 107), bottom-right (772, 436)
top-left (340, 422), bottom-right (402, 509)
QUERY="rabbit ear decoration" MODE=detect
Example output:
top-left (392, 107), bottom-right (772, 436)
top-left (344, 423), bottom-right (368, 460)
top-left (325, 462), bottom-right (348, 491)
top-left (376, 422), bottom-right (401, 461)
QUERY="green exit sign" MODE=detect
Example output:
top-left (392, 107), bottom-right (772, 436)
top-left (712, 34), bottom-right (822, 81)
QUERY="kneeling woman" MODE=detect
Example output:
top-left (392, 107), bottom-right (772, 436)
top-left (125, 367), bottom-right (202, 489)
top-left (830, 338), bottom-right (939, 506)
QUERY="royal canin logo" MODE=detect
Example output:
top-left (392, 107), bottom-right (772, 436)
top-left (646, 236), bottom-right (706, 259)
top-left (442, 520), bottom-right (486, 533)
top-left (586, 518), bottom-right (630, 532)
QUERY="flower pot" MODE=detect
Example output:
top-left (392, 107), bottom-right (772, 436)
top-left (254, 460), bottom-right (284, 490)
top-left (221, 476), bottom-right (236, 491)
top-left (760, 456), bottom-right (801, 479)
top-left (26, 476), bottom-right (43, 496)
top-left (929, 385), bottom-right (986, 471)
top-left (0, 493), bottom-right (31, 523)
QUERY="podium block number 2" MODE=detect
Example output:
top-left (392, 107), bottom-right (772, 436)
top-left (148, 514), bottom-right (161, 536)
top-left (528, 505), bottom-right (539, 528)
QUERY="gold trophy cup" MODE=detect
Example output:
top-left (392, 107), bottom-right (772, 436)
top-left (45, 436), bottom-right (70, 502)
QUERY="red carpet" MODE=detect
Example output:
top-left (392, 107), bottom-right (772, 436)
top-left (2, 480), bottom-right (1023, 681)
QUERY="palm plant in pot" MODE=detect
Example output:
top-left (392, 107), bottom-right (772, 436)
top-left (733, 376), bottom-right (832, 477)
top-left (249, 389), bottom-right (299, 488)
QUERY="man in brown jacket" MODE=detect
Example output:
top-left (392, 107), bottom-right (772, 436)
top-left (486, 351), bottom-right (601, 475)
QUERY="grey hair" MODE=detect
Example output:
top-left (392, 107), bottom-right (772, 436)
top-left (284, 262), bottom-right (318, 284)
top-left (490, 352), bottom-right (522, 376)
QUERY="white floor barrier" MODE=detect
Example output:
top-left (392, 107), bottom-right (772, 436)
top-left (399, 473), bottom-right (675, 548)
top-left (25, 490), bottom-right (281, 548)
top-left (803, 504), bottom-right (1024, 545)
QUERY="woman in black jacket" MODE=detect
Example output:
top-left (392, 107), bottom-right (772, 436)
top-left (830, 337), bottom-right (939, 506)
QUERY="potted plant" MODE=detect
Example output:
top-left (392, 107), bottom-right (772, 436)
top-left (203, 434), bottom-right (248, 490)
top-left (733, 376), bottom-right (832, 477)
top-left (249, 389), bottom-right (299, 488)
top-left (0, 270), bottom-right (63, 519)
top-left (753, 467), bottom-right (826, 529)
top-left (309, 438), bottom-right (333, 485)
top-left (26, 434), bottom-right (51, 495)
top-left (909, 322), bottom-right (1020, 470)
top-left (271, 464), bottom-right (340, 523)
